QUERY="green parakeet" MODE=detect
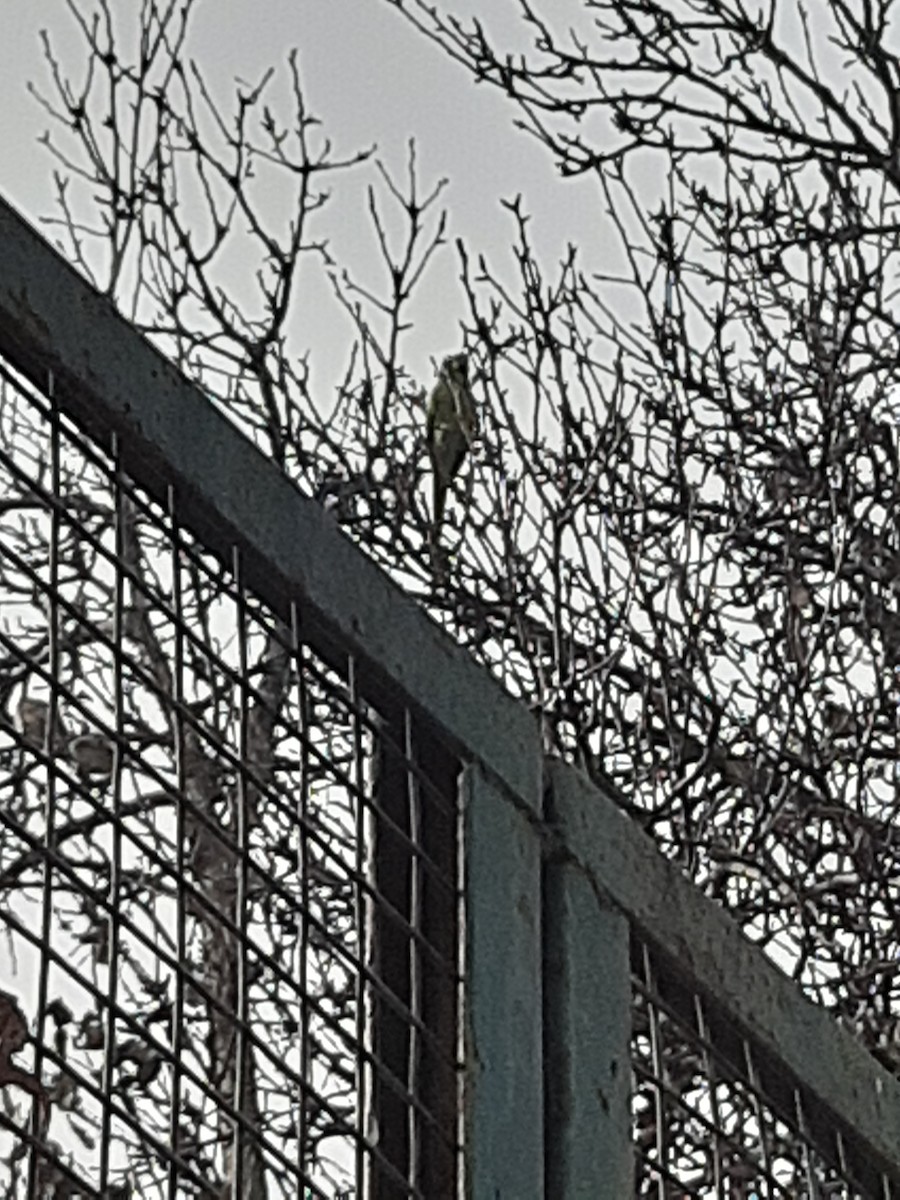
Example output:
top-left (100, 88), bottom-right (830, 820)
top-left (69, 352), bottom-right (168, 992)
top-left (426, 352), bottom-right (477, 543)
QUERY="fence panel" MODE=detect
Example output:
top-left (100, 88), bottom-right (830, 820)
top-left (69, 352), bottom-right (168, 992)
top-left (0, 346), bottom-right (462, 1197)
top-left (547, 760), bottom-right (900, 1200)
top-left (2, 194), bottom-right (900, 1200)
top-left (632, 933), bottom-right (885, 1197)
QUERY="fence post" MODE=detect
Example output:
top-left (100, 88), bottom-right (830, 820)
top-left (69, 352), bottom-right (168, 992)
top-left (463, 763), bottom-right (544, 1197)
top-left (543, 849), bottom-right (633, 1198)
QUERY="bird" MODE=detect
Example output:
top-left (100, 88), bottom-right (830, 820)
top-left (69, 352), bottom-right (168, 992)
top-left (68, 733), bottom-right (114, 780)
top-left (426, 352), bottom-right (477, 545)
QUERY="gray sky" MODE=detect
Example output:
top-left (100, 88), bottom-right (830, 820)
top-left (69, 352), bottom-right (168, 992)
top-left (0, 1), bottom-right (603, 390)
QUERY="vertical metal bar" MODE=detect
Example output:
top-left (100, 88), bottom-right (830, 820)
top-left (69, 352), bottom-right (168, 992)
top-left (693, 994), bottom-right (722, 1196)
top-left (168, 484), bottom-right (188, 1199)
top-left (99, 433), bottom-right (127, 1189)
top-left (292, 600), bottom-right (313, 1186)
top-left (27, 369), bottom-right (60, 1196)
top-left (456, 775), bottom-right (467, 1200)
top-left (795, 1088), bottom-right (821, 1200)
top-left (232, 545), bottom-right (249, 1198)
top-left (406, 709), bottom-right (422, 1193)
top-left (643, 945), bottom-right (667, 1200)
top-left (348, 652), bottom-right (368, 1192)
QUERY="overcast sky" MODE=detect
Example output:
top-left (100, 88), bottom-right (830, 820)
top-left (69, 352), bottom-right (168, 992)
top-left (0, 1), bottom-right (604, 391)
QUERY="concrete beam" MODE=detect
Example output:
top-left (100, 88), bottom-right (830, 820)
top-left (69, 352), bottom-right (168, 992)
top-left (0, 196), bottom-right (541, 812)
top-left (548, 759), bottom-right (900, 1190)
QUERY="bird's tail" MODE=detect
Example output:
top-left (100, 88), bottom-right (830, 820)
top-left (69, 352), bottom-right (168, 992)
top-left (431, 475), bottom-right (446, 544)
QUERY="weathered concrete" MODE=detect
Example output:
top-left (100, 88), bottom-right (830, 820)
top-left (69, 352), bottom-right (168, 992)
top-left (548, 759), bottom-right (900, 1190)
top-left (464, 763), bottom-right (544, 1197)
top-left (543, 855), bottom-right (632, 1199)
top-left (0, 197), bottom-right (542, 815)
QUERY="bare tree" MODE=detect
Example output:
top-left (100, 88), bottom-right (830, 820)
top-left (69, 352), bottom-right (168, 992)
top-left (1, 4), bottom-right (448, 1194)
top-left (6, 0), bottom-right (900, 1191)
top-left (382, 0), bottom-right (900, 1054)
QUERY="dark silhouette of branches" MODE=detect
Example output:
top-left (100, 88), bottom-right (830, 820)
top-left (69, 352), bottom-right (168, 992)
top-left (383, 0), bottom-right (900, 1046)
top-left (8, 0), bottom-right (900, 1192)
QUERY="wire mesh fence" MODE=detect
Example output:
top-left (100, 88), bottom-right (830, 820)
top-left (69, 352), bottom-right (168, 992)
top-left (3, 197), bottom-right (900, 1200)
top-left (631, 931), bottom-right (896, 1199)
top-left (0, 355), bottom-right (462, 1198)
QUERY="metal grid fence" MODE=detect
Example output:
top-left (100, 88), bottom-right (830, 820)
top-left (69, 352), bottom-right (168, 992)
top-left (0, 356), bottom-right (462, 1197)
top-left (2, 197), bottom-right (900, 1200)
top-left (631, 933), bottom-right (896, 1199)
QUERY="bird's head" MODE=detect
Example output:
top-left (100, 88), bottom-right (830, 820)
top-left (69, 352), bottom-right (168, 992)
top-left (440, 353), bottom-right (469, 386)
